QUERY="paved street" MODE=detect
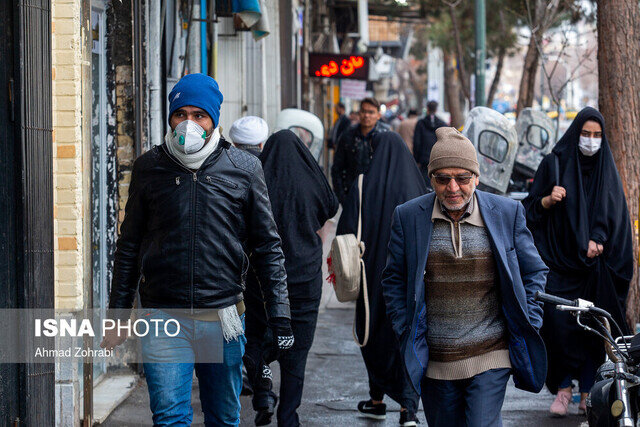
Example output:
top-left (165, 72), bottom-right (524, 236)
top-left (101, 307), bottom-right (587, 426)
top-left (102, 216), bottom-right (588, 426)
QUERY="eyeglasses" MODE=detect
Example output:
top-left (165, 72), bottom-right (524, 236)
top-left (432, 174), bottom-right (474, 185)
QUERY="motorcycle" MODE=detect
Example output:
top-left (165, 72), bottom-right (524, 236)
top-left (508, 108), bottom-right (557, 193)
top-left (275, 108), bottom-right (325, 165)
top-left (461, 107), bottom-right (558, 199)
top-left (462, 106), bottom-right (518, 194)
top-left (535, 291), bottom-right (640, 426)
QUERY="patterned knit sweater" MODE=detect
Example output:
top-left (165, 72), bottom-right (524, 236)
top-left (424, 196), bottom-right (511, 380)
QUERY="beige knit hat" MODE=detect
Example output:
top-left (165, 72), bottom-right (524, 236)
top-left (428, 127), bottom-right (480, 177)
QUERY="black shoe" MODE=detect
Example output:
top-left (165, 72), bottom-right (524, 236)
top-left (255, 409), bottom-right (273, 426)
top-left (254, 393), bottom-right (277, 426)
top-left (399, 410), bottom-right (419, 426)
top-left (357, 399), bottom-right (386, 420)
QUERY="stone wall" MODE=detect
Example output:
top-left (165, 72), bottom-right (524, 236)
top-left (115, 65), bottom-right (135, 230)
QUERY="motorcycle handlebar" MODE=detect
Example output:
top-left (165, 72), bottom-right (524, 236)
top-left (535, 292), bottom-right (626, 363)
top-left (534, 291), bottom-right (577, 307)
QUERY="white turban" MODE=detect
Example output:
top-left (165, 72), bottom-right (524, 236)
top-left (229, 116), bottom-right (269, 146)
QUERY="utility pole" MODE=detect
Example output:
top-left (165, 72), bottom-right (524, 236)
top-left (302, 0), bottom-right (311, 110)
top-left (474, 0), bottom-right (486, 106)
top-left (357, 0), bottom-right (369, 53)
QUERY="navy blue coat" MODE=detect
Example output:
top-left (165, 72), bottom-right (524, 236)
top-left (381, 190), bottom-right (549, 394)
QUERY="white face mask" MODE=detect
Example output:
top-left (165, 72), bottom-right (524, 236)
top-left (578, 136), bottom-right (602, 156)
top-left (171, 120), bottom-right (208, 154)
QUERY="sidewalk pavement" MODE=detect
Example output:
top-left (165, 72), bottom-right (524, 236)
top-left (101, 213), bottom-right (587, 426)
top-left (100, 307), bottom-right (587, 426)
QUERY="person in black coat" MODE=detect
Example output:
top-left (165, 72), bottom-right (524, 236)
top-left (523, 107), bottom-right (633, 416)
top-left (328, 102), bottom-right (350, 150)
top-left (337, 131), bottom-right (426, 426)
top-left (103, 73), bottom-right (293, 426)
top-left (244, 130), bottom-right (339, 426)
top-left (413, 101), bottom-right (447, 187)
top-left (331, 97), bottom-right (390, 204)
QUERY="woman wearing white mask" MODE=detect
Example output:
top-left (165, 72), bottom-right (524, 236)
top-left (523, 107), bottom-right (633, 417)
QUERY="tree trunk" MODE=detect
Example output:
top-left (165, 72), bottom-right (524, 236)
top-left (597, 0), bottom-right (640, 328)
top-left (487, 46), bottom-right (505, 108)
top-left (488, 10), bottom-right (507, 108)
top-left (444, 50), bottom-right (464, 128)
top-left (517, 0), bottom-right (561, 116)
top-left (448, 4), bottom-right (470, 101)
top-left (406, 60), bottom-right (425, 108)
top-left (516, 35), bottom-right (540, 116)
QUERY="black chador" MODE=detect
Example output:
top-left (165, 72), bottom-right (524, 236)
top-left (523, 107), bottom-right (633, 393)
top-left (243, 130), bottom-right (339, 426)
top-left (337, 131), bottom-right (426, 412)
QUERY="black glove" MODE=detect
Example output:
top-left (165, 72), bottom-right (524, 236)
top-left (269, 317), bottom-right (294, 351)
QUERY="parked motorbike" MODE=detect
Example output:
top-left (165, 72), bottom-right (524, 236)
top-left (535, 291), bottom-right (640, 426)
top-left (462, 106), bottom-right (518, 194)
top-left (462, 107), bottom-right (559, 198)
top-left (275, 108), bottom-right (325, 164)
top-left (508, 108), bottom-right (557, 193)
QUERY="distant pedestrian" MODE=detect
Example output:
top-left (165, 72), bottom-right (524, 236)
top-left (101, 73), bottom-right (293, 427)
top-left (230, 115), bottom-right (269, 156)
top-left (397, 109), bottom-right (419, 154)
top-left (382, 127), bottom-right (548, 427)
top-left (337, 131), bottom-right (425, 426)
top-left (390, 114), bottom-right (402, 132)
top-left (413, 101), bottom-right (446, 187)
top-left (523, 107), bottom-right (633, 417)
top-left (331, 97), bottom-right (390, 204)
top-left (348, 111), bottom-right (359, 125)
top-left (244, 130), bottom-right (339, 426)
top-left (328, 102), bottom-right (350, 150)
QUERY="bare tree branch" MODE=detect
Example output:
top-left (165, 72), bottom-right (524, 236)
top-left (530, 18), bottom-right (596, 134)
top-left (487, 10), bottom-right (507, 106)
top-left (444, 0), bottom-right (471, 101)
top-left (442, 0), bottom-right (463, 8)
top-left (547, 31), bottom-right (570, 81)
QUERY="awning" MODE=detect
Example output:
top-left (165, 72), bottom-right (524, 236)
top-left (233, 0), bottom-right (270, 40)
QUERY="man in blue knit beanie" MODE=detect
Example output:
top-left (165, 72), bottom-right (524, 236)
top-left (102, 73), bottom-right (294, 426)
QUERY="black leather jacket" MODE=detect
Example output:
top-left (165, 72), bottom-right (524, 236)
top-left (108, 138), bottom-right (290, 320)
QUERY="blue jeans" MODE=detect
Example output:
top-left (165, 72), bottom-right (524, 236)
top-left (558, 351), bottom-right (598, 393)
top-left (140, 309), bottom-right (246, 426)
top-left (421, 368), bottom-right (511, 427)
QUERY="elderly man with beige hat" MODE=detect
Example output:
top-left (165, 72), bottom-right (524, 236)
top-left (381, 127), bottom-right (549, 427)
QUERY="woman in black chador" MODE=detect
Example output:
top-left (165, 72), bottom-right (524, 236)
top-left (243, 130), bottom-right (339, 426)
top-left (523, 107), bottom-right (633, 417)
top-left (337, 131), bottom-right (426, 426)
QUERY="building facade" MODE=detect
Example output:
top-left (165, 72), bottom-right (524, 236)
top-left (48, 0), bottom-right (305, 424)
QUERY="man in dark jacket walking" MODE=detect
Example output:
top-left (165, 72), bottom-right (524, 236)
top-left (413, 101), bottom-right (447, 187)
top-left (331, 97), bottom-right (390, 203)
top-left (101, 73), bottom-right (293, 427)
top-left (382, 128), bottom-right (548, 427)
